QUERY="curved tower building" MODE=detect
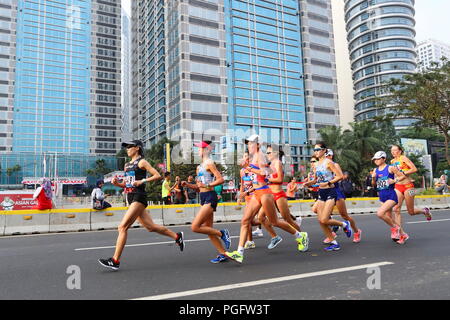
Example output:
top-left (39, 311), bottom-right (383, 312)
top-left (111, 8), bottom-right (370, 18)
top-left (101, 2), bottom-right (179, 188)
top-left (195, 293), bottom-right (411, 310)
top-left (344, 0), bottom-right (416, 127)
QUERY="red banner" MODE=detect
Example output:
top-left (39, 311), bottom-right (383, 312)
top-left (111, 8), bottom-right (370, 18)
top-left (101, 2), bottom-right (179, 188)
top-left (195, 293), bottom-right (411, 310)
top-left (0, 193), bottom-right (37, 211)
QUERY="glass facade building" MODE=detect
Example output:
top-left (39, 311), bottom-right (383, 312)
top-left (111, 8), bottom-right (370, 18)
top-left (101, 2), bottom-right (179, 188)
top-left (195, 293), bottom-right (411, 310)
top-left (344, 0), bottom-right (417, 127)
top-left (226, 0), bottom-right (308, 164)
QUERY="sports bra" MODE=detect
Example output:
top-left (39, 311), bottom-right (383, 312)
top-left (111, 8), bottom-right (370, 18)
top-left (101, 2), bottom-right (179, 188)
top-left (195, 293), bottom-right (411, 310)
top-left (391, 156), bottom-right (411, 173)
top-left (249, 164), bottom-right (269, 184)
top-left (197, 161), bottom-right (215, 185)
top-left (315, 159), bottom-right (334, 185)
top-left (268, 163), bottom-right (283, 185)
top-left (124, 157), bottom-right (146, 194)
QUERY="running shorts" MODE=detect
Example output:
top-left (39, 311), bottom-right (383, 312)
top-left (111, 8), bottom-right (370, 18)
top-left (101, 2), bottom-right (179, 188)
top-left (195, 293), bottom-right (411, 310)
top-left (245, 194), bottom-right (253, 203)
top-left (254, 186), bottom-right (272, 204)
top-left (318, 188), bottom-right (338, 202)
top-left (379, 189), bottom-right (398, 204)
top-left (272, 190), bottom-right (287, 202)
top-left (335, 186), bottom-right (346, 201)
top-left (200, 191), bottom-right (219, 212)
top-left (127, 193), bottom-right (148, 207)
top-left (395, 183), bottom-right (414, 195)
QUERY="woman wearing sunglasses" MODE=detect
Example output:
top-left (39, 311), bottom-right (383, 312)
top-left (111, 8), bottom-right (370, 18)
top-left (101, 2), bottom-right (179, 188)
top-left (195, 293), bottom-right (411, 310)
top-left (255, 145), bottom-right (309, 252)
top-left (225, 135), bottom-right (305, 263)
top-left (98, 140), bottom-right (184, 271)
top-left (311, 142), bottom-right (352, 251)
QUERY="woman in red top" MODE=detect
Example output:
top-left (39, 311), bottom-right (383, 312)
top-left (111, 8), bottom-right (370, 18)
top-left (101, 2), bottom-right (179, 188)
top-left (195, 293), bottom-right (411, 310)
top-left (32, 178), bottom-right (54, 210)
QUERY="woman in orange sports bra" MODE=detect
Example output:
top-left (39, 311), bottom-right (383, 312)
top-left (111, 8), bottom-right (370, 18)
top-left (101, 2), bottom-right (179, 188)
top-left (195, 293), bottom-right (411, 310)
top-left (256, 145), bottom-right (308, 251)
top-left (224, 135), bottom-right (308, 264)
top-left (390, 145), bottom-right (432, 242)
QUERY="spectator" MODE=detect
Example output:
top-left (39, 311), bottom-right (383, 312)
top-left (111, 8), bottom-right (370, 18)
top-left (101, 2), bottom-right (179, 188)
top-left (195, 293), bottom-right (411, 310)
top-left (286, 177), bottom-right (298, 200)
top-left (435, 175), bottom-right (449, 194)
top-left (214, 183), bottom-right (224, 203)
top-left (162, 172), bottom-right (172, 205)
top-left (173, 176), bottom-right (186, 204)
top-left (186, 175), bottom-right (198, 204)
top-left (339, 171), bottom-right (354, 198)
top-left (91, 179), bottom-right (112, 210)
top-left (32, 178), bottom-right (54, 210)
top-left (364, 170), bottom-right (377, 197)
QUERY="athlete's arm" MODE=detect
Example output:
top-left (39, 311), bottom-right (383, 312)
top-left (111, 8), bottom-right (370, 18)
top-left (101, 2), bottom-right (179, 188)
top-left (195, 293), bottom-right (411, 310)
top-left (246, 151), bottom-right (268, 177)
top-left (268, 160), bottom-right (283, 184)
top-left (133, 160), bottom-right (162, 186)
top-left (111, 168), bottom-right (126, 188)
top-left (401, 156), bottom-right (418, 175)
top-left (205, 160), bottom-right (224, 188)
top-left (371, 168), bottom-right (377, 187)
top-left (390, 166), bottom-right (407, 183)
top-left (321, 160), bottom-right (342, 188)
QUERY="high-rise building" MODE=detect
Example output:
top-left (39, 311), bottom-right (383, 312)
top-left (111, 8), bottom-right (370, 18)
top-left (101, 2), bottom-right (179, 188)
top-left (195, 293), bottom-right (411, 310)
top-left (299, 0), bottom-right (341, 143)
top-left (1, 0), bottom-right (121, 185)
top-left (121, 6), bottom-right (132, 142)
top-left (132, 0), bottom-right (341, 167)
top-left (344, 0), bottom-right (417, 128)
top-left (416, 39), bottom-right (450, 71)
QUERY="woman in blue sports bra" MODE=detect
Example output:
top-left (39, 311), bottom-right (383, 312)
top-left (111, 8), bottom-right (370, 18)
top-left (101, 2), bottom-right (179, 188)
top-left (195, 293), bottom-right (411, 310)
top-left (371, 151), bottom-right (407, 244)
top-left (182, 140), bottom-right (230, 264)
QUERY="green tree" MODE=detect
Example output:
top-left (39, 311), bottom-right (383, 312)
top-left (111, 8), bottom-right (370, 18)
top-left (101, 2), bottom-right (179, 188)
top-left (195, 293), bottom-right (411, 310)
top-left (86, 159), bottom-right (111, 178)
top-left (381, 60), bottom-right (450, 164)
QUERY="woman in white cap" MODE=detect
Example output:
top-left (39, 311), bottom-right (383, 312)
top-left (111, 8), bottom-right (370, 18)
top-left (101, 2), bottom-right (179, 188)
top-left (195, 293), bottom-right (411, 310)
top-left (182, 140), bottom-right (230, 264)
top-left (325, 149), bottom-right (362, 244)
top-left (371, 151), bottom-right (408, 243)
top-left (225, 135), bottom-right (308, 263)
top-left (98, 140), bottom-right (184, 271)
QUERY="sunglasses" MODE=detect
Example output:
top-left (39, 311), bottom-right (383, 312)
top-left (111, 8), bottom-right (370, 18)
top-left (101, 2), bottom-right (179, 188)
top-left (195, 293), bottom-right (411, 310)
top-left (126, 145), bottom-right (137, 149)
top-left (310, 161), bottom-right (317, 163)
top-left (266, 152), bottom-right (272, 154)
top-left (313, 148), bottom-right (325, 152)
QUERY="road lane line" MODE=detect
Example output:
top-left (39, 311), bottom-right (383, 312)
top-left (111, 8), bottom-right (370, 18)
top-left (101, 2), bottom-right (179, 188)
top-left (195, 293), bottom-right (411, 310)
top-left (407, 218), bottom-right (450, 224)
top-left (132, 261), bottom-right (394, 300)
top-left (74, 235), bottom-right (241, 251)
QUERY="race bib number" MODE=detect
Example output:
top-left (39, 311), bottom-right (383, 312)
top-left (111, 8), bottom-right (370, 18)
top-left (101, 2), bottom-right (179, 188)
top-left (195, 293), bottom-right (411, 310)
top-left (317, 172), bottom-right (327, 183)
top-left (376, 177), bottom-right (389, 190)
top-left (124, 171), bottom-right (136, 188)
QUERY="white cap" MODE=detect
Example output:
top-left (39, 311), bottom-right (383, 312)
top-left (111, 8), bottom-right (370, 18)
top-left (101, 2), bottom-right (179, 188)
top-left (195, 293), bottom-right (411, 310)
top-left (244, 134), bottom-right (261, 144)
top-left (372, 151), bottom-right (387, 160)
top-left (326, 149), bottom-right (334, 157)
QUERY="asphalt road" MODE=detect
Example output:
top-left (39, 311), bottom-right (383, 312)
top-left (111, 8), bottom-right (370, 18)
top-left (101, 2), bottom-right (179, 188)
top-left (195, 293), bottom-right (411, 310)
top-left (0, 209), bottom-right (449, 300)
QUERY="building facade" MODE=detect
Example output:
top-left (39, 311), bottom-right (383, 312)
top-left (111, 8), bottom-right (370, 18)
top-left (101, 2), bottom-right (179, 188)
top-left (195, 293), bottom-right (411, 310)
top-left (121, 7), bottom-right (132, 142)
top-left (344, 0), bottom-right (417, 127)
top-left (416, 39), bottom-right (450, 71)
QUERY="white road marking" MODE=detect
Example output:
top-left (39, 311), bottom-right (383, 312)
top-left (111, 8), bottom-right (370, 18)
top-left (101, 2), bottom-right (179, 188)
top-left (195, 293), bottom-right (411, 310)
top-left (74, 235), bottom-right (241, 251)
top-left (132, 261), bottom-right (394, 300)
top-left (407, 218), bottom-right (450, 224)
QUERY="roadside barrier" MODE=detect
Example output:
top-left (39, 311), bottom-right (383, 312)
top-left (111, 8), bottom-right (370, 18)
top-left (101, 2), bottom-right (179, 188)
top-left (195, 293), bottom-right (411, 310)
top-left (1, 195), bottom-right (449, 236)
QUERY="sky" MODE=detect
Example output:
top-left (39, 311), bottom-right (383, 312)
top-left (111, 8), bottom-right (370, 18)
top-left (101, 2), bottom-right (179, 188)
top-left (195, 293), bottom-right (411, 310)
top-left (121, 0), bottom-right (449, 44)
top-left (414, 0), bottom-right (450, 44)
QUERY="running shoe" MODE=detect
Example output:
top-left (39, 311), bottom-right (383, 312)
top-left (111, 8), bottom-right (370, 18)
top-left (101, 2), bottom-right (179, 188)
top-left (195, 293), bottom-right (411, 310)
top-left (322, 232), bottom-right (337, 244)
top-left (98, 257), bottom-right (120, 271)
top-left (224, 251), bottom-right (243, 264)
top-left (390, 225), bottom-right (401, 241)
top-left (252, 228), bottom-right (264, 238)
top-left (343, 221), bottom-right (353, 238)
top-left (423, 207), bottom-right (432, 221)
top-left (175, 232), bottom-right (185, 251)
top-left (324, 243), bottom-right (341, 251)
top-left (210, 254), bottom-right (228, 264)
top-left (267, 235), bottom-right (283, 249)
top-left (353, 229), bottom-right (362, 243)
top-left (296, 232), bottom-right (309, 252)
top-left (244, 240), bottom-right (256, 249)
top-left (220, 229), bottom-right (231, 250)
top-left (396, 233), bottom-right (409, 245)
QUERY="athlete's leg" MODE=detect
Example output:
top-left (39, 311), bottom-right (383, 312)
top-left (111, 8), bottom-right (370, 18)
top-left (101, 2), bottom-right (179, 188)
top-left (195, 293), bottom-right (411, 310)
top-left (262, 194), bottom-right (296, 235)
top-left (237, 197), bottom-right (261, 248)
top-left (317, 200), bottom-right (339, 240)
top-left (137, 209), bottom-right (177, 240)
top-left (377, 200), bottom-right (398, 227)
top-left (191, 204), bottom-right (225, 254)
top-left (336, 199), bottom-right (358, 232)
top-left (393, 191), bottom-right (405, 233)
top-left (113, 202), bottom-right (145, 261)
top-left (276, 197), bottom-right (301, 232)
top-left (404, 189), bottom-right (429, 218)
top-left (257, 207), bottom-right (277, 238)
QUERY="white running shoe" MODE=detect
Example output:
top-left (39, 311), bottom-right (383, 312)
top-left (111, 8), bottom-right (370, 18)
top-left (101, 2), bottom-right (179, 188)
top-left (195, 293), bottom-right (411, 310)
top-left (252, 228), bottom-right (264, 238)
top-left (244, 241), bottom-right (256, 249)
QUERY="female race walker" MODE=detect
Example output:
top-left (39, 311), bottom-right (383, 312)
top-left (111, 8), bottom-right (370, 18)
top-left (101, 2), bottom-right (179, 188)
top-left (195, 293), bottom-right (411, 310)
top-left (325, 149), bottom-right (362, 243)
top-left (182, 140), bottom-right (231, 264)
top-left (99, 140), bottom-right (184, 271)
top-left (311, 142), bottom-right (352, 251)
top-left (371, 151), bottom-right (408, 243)
top-left (390, 145), bottom-right (432, 243)
top-left (256, 145), bottom-right (309, 252)
top-left (225, 135), bottom-right (307, 264)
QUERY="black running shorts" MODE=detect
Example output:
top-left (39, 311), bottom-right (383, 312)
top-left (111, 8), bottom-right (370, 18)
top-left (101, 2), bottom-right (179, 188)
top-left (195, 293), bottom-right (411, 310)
top-left (126, 193), bottom-right (148, 207)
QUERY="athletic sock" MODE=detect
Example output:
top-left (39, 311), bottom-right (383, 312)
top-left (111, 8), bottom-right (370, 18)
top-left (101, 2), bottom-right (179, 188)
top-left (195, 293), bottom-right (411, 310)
top-left (237, 246), bottom-right (245, 255)
top-left (294, 231), bottom-right (302, 238)
top-left (112, 258), bottom-right (120, 264)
